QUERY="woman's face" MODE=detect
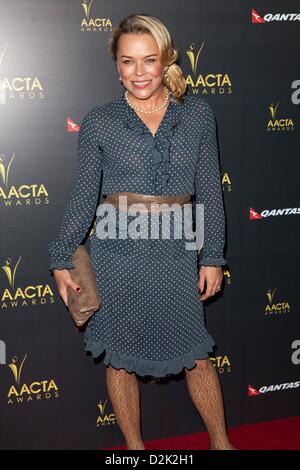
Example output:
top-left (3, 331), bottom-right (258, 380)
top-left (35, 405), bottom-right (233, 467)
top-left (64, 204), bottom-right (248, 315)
top-left (116, 33), bottom-right (168, 100)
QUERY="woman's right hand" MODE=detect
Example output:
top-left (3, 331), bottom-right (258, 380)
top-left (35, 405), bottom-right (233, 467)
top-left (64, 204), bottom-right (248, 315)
top-left (52, 269), bottom-right (81, 307)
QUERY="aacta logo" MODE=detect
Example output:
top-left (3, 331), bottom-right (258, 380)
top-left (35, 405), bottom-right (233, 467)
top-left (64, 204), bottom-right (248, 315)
top-left (248, 381), bottom-right (300, 397)
top-left (210, 355), bottom-right (231, 374)
top-left (252, 8), bottom-right (300, 23)
top-left (265, 288), bottom-right (290, 316)
top-left (185, 42), bottom-right (232, 95)
top-left (96, 399), bottom-right (117, 426)
top-left (222, 267), bottom-right (231, 286)
top-left (1, 256), bottom-right (54, 308)
top-left (7, 353), bottom-right (59, 405)
top-left (0, 43), bottom-right (44, 104)
top-left (0, 153), bottom-right (49, 206)
top-left (221, 172), bottom-right (232, 192)
top-left (249, 206), bottom-right (300, 219)
top-left (267, 102), bottom-right (294, 132)
top-left (80, 0), bottom-right (112, 32)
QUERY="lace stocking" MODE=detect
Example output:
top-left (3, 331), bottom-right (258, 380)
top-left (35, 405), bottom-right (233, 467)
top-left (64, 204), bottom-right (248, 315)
top-left (106, 365), bottom-right (145, 450)
top-left (185, 358), bottom-right (235, 450)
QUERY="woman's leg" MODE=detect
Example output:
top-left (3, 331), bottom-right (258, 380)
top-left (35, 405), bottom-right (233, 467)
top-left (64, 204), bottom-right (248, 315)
top-left (106, 364), bottom-right (145, 450)
top-left (185, 358), bottom-right (236, 450)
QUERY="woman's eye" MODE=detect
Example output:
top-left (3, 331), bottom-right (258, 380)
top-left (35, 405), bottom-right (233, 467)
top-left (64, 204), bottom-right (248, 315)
top-left (146, 58), bottom-right (155, 63)
top-left (123, 60), bottom-right (132, 64)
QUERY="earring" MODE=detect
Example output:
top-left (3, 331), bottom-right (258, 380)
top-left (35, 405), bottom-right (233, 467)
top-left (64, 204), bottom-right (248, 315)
top-left (119, 76), bottom-right (122, 81)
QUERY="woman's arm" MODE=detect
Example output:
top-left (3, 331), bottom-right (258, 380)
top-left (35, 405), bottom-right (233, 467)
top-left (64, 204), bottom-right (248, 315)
top-left (194, 100), bottom-right (227, 268)
top-left (48, 106), bottom-right (103, 271)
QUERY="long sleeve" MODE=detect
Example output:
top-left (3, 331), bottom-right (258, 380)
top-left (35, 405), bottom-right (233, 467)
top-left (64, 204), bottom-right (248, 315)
top-left (195, 100), bottom-right (227, 268)
top-left (48, 106), bottom-right (103, 271)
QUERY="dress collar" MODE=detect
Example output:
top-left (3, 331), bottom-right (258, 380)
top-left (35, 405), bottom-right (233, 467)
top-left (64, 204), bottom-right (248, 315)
top-left (119, 89), bottom-right (186, 192)
top-left (120, 89), bottom-right (184, 139)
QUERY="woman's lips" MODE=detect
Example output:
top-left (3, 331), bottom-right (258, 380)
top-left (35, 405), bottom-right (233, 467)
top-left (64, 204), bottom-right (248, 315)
top-left (132, 80), bottom-right (151, 89)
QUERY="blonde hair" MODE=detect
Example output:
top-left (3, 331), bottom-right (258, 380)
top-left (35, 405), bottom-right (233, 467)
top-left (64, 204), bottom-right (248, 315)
top-left (107, 13), bottom-right (187, 104)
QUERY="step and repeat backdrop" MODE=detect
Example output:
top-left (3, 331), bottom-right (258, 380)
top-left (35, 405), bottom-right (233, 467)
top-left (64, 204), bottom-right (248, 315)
top-left (0, 0), bottom-right (299, 450)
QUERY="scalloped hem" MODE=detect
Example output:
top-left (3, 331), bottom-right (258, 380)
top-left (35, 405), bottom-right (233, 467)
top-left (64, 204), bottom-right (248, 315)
top-left (84, 329), bottom-right (215, 378)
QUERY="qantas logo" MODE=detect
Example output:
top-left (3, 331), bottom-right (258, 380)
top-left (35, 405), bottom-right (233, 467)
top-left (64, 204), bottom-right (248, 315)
top-left (248, 385), bottom-right (261, 396)
top-left (252, 9), bottom-right (265, 23)
top-left (67, 118), bottom-right (80, 132)
top-left (249, 208), bottom-right (262, 220)
top-left (252, 8), bottom-right (300, 23)
top-left (249, 207), bottom-right (300, 219)
top-left (248, 381), bottom-right (300, 396)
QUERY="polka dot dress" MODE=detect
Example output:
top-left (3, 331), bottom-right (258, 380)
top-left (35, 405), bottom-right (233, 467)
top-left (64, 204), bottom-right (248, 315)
top-left (48, 90), bottom-right (227, 378)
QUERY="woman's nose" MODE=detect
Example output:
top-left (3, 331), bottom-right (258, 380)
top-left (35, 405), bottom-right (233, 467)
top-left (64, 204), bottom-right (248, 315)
top-left (135, 63), bottom-right (145, 75)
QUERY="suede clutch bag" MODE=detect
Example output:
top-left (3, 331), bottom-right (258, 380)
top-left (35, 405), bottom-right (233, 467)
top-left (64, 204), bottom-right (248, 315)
top-left (67, 245), bottom-right (101, 326)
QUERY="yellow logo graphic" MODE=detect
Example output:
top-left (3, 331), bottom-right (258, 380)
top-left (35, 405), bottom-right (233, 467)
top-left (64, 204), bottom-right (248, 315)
top-left (1, 256), bottom-right (54, 308)
top-left (222, 172), bottom-right (232, 192)
top-left (96, 399), bottom-right (117, 426)
top-left (80, 0), bottom-right (112, 32)
top-left (2, 256), bottom-right (21, 291)
top-left (82, 0), bottom-right (93, 19)
top-left (222, 267), bottom-right (231, 286)
top-left (0, 43), bottom-right (44, 103)
top-left (0, 152), bottom-right (15, 187)
top-left (210, 355), bottom-right (231, 374)
top-left (7, 354), bottom-right (59, 405)
top-left (269, 101), bottom-right (279, 120)
top-left (267, 102), bottom-right (294, 131)
top-left (8, 353), bottom-right (27, 385)
top-left (185, 42), bottom-right (232, 95)
top-left (186, 42), bottom-right (204, 74)
top-left (265, 288), bottom-right (290, 315)
top-left (0, 153), bottom-right (49, 206)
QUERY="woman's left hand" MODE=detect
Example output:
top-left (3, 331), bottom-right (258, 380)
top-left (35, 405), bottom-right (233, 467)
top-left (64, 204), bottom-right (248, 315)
top-left (198, 266), bottom-right (223, 301)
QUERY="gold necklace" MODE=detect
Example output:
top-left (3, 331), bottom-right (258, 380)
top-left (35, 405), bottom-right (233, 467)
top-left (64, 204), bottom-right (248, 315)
top-left (125, 86), bottom-right (170, 114)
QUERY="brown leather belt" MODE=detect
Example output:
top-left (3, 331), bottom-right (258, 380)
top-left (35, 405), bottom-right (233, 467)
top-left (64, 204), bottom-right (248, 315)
top-left (104, 191), bottom-right (191, 213)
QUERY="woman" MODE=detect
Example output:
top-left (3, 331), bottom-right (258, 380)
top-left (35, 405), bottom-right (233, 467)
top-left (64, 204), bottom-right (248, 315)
top-left (48, 14), bottom-right (235, 450)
